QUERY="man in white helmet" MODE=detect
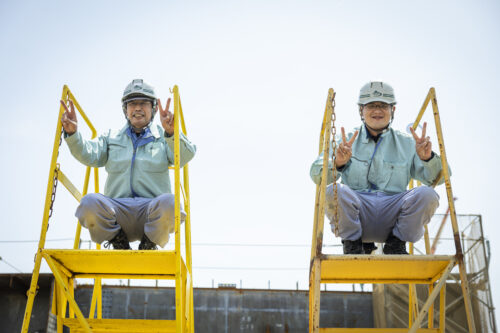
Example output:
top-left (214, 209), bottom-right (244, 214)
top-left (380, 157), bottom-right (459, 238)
top-left (61, 79), bottom-right (196, 250)
top-left (310, 81), bottom-right (446, 254)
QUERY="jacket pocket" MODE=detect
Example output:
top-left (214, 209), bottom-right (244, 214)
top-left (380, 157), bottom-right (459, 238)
top-left (343, 156), bottom-right (370, 190)
top-left (382, 160), bottom-right (409, 193)
top-left (138, 141), bottom-right (169, 173)
top-left (105, 142), bottom-right (130, 173)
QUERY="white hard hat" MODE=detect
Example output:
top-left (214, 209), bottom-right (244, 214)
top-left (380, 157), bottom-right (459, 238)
top-left (121, 79), bottom-right (158, 117)
top-left (358, 81), bottom-right (396, 105)
top-left (122, 79), bottom-right (157, 103)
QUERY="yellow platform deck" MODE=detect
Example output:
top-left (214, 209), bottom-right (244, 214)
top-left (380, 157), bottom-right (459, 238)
top-left (320, 254), bottom-right (455, 284)
top-left (43, 249), bottom-right (184, 279)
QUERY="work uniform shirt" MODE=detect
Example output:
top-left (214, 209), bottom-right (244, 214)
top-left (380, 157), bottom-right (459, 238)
top-left (65, 123), bottom-right (196, 198)
top-left (310, 125), bottom-right (447, 194)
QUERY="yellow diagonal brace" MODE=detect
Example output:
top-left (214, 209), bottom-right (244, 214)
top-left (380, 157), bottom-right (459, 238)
top-left (43, 253), bottom-right (92, 333)
top-left (48, 254), bottom-right (73, 279)
top-left (57, 168), bottom-right (82, 202)
top-left (409, 261), bottom-right (455, 333)
top-left (89, 280), bottom-right (98, 319)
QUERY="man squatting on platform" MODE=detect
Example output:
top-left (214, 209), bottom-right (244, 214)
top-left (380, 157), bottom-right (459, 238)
top-left (60, 79), bottom-right (196, 250)
top-left (310, 81), bottom-right (448, 254)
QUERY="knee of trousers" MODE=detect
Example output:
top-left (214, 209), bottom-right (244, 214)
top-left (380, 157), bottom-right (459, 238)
top-left (326, 183), bottom-right (360, 206)
top-left (325, 183), bottom-right (360, 227)
top-left (147, 194), bottom-right (185, 228)
top-left (409, 186), bottom-right (440, 211)
top-left (76, 194), bottom-right (114, 223)
top-left (149, 194), bottom-right (178, 217)
top-left (146, 194), bottom-right (185, 247)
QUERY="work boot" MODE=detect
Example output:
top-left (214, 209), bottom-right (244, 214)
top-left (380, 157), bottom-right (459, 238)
top-left (383, 233), bottom-right (408, 255)
top-left (362, 242), bottom-right (378, 254)
top-left (138, 234), bottom-right (158, 250)
top-left (342, 238), bottom-right (363, 254)
top-left (103, 229), bottom-right (131, 250)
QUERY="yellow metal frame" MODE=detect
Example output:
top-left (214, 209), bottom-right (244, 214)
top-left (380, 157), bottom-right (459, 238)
top-left (309, 88), bottom-right (476, 333)
top-left (21, 85), bottom-right (195, 332)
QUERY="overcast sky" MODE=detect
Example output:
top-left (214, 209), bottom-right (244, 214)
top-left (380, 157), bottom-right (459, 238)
top-left (1, 0), bottom-right (498, 321)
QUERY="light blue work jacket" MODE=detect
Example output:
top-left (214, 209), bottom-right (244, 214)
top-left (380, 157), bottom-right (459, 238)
top-left (310, 125), bottom-right (447, 194)
top-left (65, 123), bottom-right (196, 198)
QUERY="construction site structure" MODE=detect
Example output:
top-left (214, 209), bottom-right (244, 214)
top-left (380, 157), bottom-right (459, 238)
top-left (309, 88), bottom-right (481, 333)
top-left (21, 85), bottom-right (194, 332)
top-left (373, 213), bottom-right (497, 332)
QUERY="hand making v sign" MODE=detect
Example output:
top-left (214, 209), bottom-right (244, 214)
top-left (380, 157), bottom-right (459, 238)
top-left (60, 99), bottom-right (78, 135)
top-left (158, 97), bottom-right (174, 136)
top-left (410, 122), bottom-right (432, 161)
top-left (335, 127), bottom-right (359, 168)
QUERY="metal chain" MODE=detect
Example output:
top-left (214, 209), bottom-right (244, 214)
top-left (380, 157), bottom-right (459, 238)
top-left (48, 165), bottom-right (59, 219)
top-left (330, 92), bottom-right (339, 237)
top-left (47, 111), bottom-right (65, 221)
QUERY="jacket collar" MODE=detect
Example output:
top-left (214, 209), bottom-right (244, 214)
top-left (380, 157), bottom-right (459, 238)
top-left (360, 124), bottom-right (391, 144)
top-left (120, 123), bottom-right (162, 139)
top-left (360, 125), bottom-right (370, 144)
top-left (149, 124), bottom-right (162, 139)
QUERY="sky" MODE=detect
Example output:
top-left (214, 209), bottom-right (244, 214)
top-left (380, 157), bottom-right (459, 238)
top-left (0, 0), bottom-right (499, 323)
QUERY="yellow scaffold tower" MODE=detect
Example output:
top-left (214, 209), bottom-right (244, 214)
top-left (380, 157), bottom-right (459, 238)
top-left (309, 88), bottom-right (477, 333)
top-left (21, 85), bottom-right (194, 332)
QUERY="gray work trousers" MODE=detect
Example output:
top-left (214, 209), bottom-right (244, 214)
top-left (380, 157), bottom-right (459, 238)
top-left (325, 184), bottom-right (439, 243)
top-left (75, 193), bottom-right (186, 248)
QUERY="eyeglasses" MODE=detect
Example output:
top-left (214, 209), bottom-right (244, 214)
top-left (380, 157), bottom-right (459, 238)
top-left (127, 100), bottom-right (152, 108)
top-left (364, 103), bottom-right (391, 111)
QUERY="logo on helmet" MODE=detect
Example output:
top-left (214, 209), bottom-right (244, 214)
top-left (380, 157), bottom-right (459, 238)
top-left (373, 90), bottom-right (382, 97)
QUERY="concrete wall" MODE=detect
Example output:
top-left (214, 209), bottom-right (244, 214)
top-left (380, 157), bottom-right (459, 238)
top-left (0, 274), bottom-right (53, 333)
top-left (2, 274), bottom-right (373, 333)
top-left (75, 286), bottom-right (373, 332)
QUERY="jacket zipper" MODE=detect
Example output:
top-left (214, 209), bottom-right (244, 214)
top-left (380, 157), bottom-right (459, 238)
top-left (130, 145), bottom-right (138, 197)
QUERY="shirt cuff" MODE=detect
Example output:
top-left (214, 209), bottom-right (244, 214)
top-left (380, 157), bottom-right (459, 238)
top-left (336, 160), bottom-right (351, 172)
top-left (423, 151), bottom-right (435, 162)
top-left (64, 130), bottom-right (79, 143)
top-left (63, 129), bottom-right (76, 139)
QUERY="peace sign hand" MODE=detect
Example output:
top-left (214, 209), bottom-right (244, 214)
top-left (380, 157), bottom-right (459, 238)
top-left (158, 98), bottom-right (174, 136)
top-left (410, 122), bottom-right (432, 161)
top-left (335, 127), bottom-right (359, 168)
top-left (60, 99), bottom-right (78, 135)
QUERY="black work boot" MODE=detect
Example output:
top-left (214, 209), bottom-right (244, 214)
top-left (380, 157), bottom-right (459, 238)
top-left (104, 229), bottom-right (131, 250)
top-left (362, 242), bottom-right (378, 254)
top-left (383, 232), bottom-right (408, 255)
top-left (138, 234), bottom-right (158, 250)
top-left (342, 238), bottom-right (363, 254)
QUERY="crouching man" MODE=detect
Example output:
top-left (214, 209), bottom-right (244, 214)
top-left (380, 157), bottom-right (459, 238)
top-left (310, 81), bottom-right (446, 254)
top-left (61, 79), bottom-right (196, 250)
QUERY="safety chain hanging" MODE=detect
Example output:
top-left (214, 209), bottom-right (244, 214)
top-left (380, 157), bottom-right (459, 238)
top-left (330, 92), bottom-right (339, 237)
top-left (48, 164), bottom-right (60, 219)
top-left (47, 97), bottom-right (67, 222)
